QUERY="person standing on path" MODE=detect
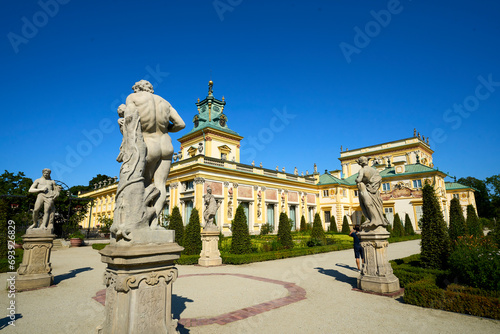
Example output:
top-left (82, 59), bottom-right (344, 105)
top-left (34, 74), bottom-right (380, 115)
top-left (349, 224), bottom-right (365, 271)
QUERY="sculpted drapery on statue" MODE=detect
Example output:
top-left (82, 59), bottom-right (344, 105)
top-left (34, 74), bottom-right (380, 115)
top-left (111, 80), bottom-right (185, 242)
top-left (356, 156), bottom-right (389, 230)
top-left (203, 186), bottom-right (220, 230)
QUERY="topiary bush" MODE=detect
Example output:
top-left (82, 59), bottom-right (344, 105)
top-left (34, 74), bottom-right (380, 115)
top-left (169, 206), bottom-right (184, 246)
top-left (230, 205), bottom-right (252, 254)
top-left (448, 197), bottom-right (466, 243)
top-left (420, 184), bottom-right (450, 269)
top-left (260, 223), bottom-right (271, 235)
top-left (341, 215), bottom-right (350, 234)
top-left (277, 212), bottom-right (294, 249)
top-left (310, 213), bottom-right (326, 245)
top-left (448, 235), bottom-right (500, 291)
top-left (300, 215), bottom-right (307, 232)
top-left (466, 205), bottom-right (482, 237)
top-left (329, 215), bottom-right (338, 233)
top-left (183, 208), bottom-right (202, 255)
top-left (392, 213), bottom-right (405, 237)
top-left (404, 213), bottom-right (415, 235)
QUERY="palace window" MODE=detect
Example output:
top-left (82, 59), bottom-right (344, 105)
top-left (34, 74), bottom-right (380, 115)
top-left (354, 190), bottom-right (359, 197)
top-left (382, 183), bottom-right (391, 192)
top-left (323, 190), bottom-right (329, 197)
top-left (184, 181), bottom-right (194, 191)
top-left (453, 194), bottom-right (459, 199)
top-left (324, 211), bottom-right (331, 224)
top-left (384, 207), bottom-right (394, 225)
top-left (412, 179), bottom-right (422, 189)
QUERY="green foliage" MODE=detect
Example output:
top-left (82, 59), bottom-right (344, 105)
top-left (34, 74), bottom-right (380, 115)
top-left (386, 222), bottom-right (392, 234)
top-left (97, 214), bottom-right (113, 234)
top-left (448, 198), bottom-right (466, 242)
top-left (391, 213), bottom-right (405, 237)
top-left (310, 213), bottom-right (326, 245)
top-left (466, 205), bottom-right (482, 237)
top-left (341, 215), bottom-right (350, 234)
top-left (486, 174), bottom-right (500, 219)
top-left (260, 223), bottom-right (271, 235)
top-left (457, 176), bottom-right (494, 219)
top-left (183, 208), bottom-right (202, 255)
top-left (169, 206), bottom-right (184, 245)
top-left (277, 212), bottom-right (294, 249)
top-left (0, 199), bottom-right (9, 258)
top-left (300, 215), bottom-right (307, 232)
top-left (91, 243), bottom-right (108, 251)
top-left (63, 208), bottom-right (87, 238)
top-left (69, 230), bottom-right (85, 239)
top-left (329, 215), bottom-right (338, 233)
top-left (0, 248), bottom-right (23, 273)
top-left (420, 184), bottom-right (450, 269)
top-left (0, 170), bottom-right (33, 196)
top-left (230, 205), bottom-right (252, 254)
top-left (448, 235), bottom-right (500, 291)
top-left (404, 213), bottom-right (415, 235)
top-left (158, 212), bottom-right (170, 229)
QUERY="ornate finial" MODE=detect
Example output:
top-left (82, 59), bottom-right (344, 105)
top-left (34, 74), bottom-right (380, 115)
top-left (197, 98), bottom-right (200, 102)
top-left (414, 128), bottom-right (417, 137)
top-left (426, 137), bottom-right (429, 145)
top-left (222, 96), bottom-right (225, 101)
top-left (340, 145), bottom-right (343, 151)
top-left (208, 80), bottom-right (213, 95)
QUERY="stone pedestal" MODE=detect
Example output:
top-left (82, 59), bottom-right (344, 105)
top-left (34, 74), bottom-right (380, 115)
top-left (357, 227), bottom-right (400, 294)
top-left (97, 242), bottom-right (183, 334)
top-left (198, 229), bottom-right (222, 267)
top-left (16, 231), bottom-right (55, 291)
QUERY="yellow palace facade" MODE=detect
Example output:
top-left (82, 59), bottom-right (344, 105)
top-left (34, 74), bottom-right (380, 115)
top-left (79, 84), bottom-right (476, 234)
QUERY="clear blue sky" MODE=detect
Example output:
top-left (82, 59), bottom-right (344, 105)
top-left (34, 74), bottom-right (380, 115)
top-left (2, 0), bottom-right (499, 188)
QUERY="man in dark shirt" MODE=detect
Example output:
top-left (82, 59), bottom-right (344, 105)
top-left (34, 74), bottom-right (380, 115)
top-left (349, 224), bottom-right (365, 271)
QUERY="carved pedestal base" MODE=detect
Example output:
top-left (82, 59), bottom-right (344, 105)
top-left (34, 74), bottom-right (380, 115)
top-left (97, 242), bottom-right (183, 334)
top-left (357, 228), bottom-right (400, 294)
top-left (199, 230), bottom-right (222, 267)
top-left (16, 231), bottom-right (55, 291)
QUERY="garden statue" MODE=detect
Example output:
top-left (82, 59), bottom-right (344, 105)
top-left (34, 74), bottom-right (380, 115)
top-left (111, 80), bottom-right (185, 242)
top-left (203, 186), bottom-right (220, 230)
top-left (28, 168), bottom-right (61, 233)
top-left (355, 156), bottom-right (389, 231)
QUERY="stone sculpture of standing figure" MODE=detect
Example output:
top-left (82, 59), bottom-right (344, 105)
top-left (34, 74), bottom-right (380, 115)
top-left (28, 168), bottom-right (61, 232)
top-left (203, 186), bottom-right (220, 230)
top-left (355, 156), bottom-right (389, 230)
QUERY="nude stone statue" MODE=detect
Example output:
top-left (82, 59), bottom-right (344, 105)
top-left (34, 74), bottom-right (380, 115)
top-left (356, 156), bottom-right (389, 230)
top-left (28, 169), bottom-right (61, 232)
top-left (203, 186), bottom-right (220, 229)
top-left (123, 80), bottom-right (185, 228)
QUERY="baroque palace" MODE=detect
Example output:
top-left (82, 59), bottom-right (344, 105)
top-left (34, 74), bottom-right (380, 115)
top-left (79, 83), bottom-right (476, 235)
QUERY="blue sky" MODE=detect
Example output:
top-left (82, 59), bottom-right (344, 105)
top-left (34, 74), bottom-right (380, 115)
top-left (1, 0), bottom-right (499, 188)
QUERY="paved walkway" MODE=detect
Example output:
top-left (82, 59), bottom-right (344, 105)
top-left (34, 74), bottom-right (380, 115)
top-left (1, 240), bottom-right (499, 333)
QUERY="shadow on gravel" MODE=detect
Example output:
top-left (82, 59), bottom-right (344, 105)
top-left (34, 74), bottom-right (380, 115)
top-left (54, 267), bottom-right (93, 284)
top-left (0, 314), bottom-right (22, 330)
top-left (335, 263), bottom-right (359, 272)
top-left (173, 294), bottom-right (194, 334)
top-left (315, 266), bottom-right (357, 288)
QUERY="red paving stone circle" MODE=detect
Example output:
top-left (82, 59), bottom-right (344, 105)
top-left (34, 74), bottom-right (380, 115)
top-left (92, 272), bottom-right (307, 327)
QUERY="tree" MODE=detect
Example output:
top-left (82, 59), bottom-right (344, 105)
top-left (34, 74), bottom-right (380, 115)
top-left (420, 184), bottom-right (450, 269)
top-left (404, 213), bottom-right (415, 235)
top-left (0, 170), bottom-right (33, 196)
top-left (392, 213), bottom-right (405, 237)
top-left (183, 208), bottom-right (202, 255)
top-left (448, 198), bottom-right (467, 242)
top-left (169, 206), bottom-right (184, 245)
top-left (310, 213), bottom-right (326, 244)
top-left (277, 212), bottom-right (294, 249)
top-left (341, 215), bottom-right (350, 234)
top-left (466, 205), bottom-right (482, 237)
top-left (230, 205), bottom-right (252, 254)
top-left (486, 174), bottom-right (500, 219)
top-left (0, 199), bottom-right (8, 258)
top-left (329, 215), bottom-right (338, 233)
top-left (300, 215), bottom-right (307, 232)
top-left (88, 174), bottom-right (114, 189)
top-left (457, 176), bottom-right (493, 218)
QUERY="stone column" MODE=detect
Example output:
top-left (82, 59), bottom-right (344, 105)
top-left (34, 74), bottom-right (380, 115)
top-left (97, 242), bottom-right (183, 334)
top-left (357, 228), bottom-right (401, 294)
top-left (16, 231), bottom-right (56, 291)
top-left (198, 229), bottom-right (222, 267)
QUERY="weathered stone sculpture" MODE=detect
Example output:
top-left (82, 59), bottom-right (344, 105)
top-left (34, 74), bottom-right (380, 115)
top-left (199, 186), bottom-right (222, 266)
top-left (355, 157), bottom-right (389, 231)
top-left (355, 156), bottom-right (401, 295)
top-left (203, 186), bottom-right (220, 231)
top-left (98, 80), bottom-right (185, 333)
top-left (28, 169), bottom-right (60, 233)
top-left (16, 169), bottom-right (60, 291)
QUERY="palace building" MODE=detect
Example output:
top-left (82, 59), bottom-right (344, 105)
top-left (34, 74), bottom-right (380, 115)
top-left (79, 82), bottom-right (477, 234)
